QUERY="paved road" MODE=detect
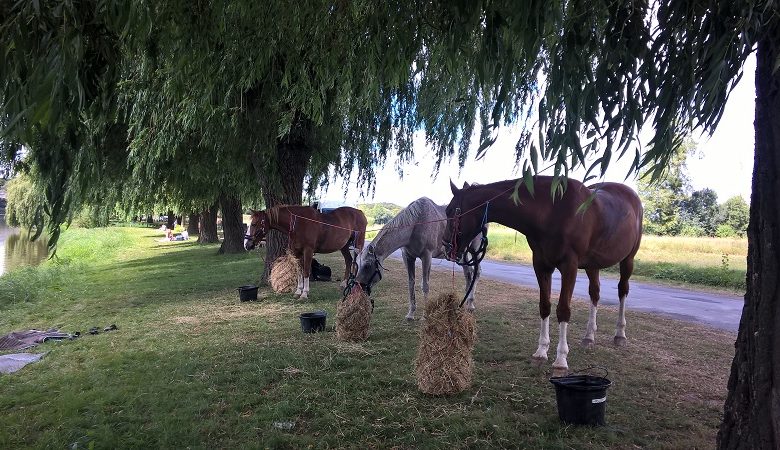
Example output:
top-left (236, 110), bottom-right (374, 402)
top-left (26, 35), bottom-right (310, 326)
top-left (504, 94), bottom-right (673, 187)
top-left (386, 250), bottom-right (743, 332)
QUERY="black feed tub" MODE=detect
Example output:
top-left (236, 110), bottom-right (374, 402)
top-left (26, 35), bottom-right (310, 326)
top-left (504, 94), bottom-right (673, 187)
top-left (237, 285), bottom-right (259, 301)
top-left (299, 311), bottom-right (327, 333)
top-left (550, 373), bottom-right (612, 426)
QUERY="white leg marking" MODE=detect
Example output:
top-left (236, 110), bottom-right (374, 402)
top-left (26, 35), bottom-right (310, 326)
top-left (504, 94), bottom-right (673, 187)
top-left (533, 317), bottom-right (550, 360)
top-left (299, 277), bottom-right (310, 299)
top-left (295, 271), bottom-right (303, 296)
top-left (615, 295), bottom-right (627, 344)
top-left (583, 303), bottom-right (598, 344)
top-left (552, 322), bottom-right (570, 373)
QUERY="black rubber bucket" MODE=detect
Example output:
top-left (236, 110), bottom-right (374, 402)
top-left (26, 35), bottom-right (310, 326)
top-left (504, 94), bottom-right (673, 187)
top-left (550, 370), bottom-right (612, 426)
top-left (237, 285), bottom-right (259, 301)
top-left (299, 311), bottom-right (327, 333)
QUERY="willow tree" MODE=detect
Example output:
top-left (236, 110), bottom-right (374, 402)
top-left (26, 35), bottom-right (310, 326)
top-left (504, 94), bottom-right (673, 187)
top-left (116, 1), bottom-right (422, 279)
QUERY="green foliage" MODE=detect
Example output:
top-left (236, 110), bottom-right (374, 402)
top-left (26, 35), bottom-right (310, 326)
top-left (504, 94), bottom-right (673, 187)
top-left (719, 196), bottom-right (749, 237)
top-left (716, 224), bottom-right (739, 238)
top-left (358, 203), bottom-right (403, 226)
top-left (681, 188), bottom-right (720, 236)
top-left (69, 204), bottom-right (114, 229)
top-left (638, 141), bottom-right (693, 235)
top-left (4, 174), bottom-right (44, 229)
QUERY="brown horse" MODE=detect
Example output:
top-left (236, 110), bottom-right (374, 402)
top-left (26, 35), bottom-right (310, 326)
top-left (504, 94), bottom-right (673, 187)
top-left (443, 177), bottom-right (642, 376)
top-left (245, 205), bottom-right (367, 299)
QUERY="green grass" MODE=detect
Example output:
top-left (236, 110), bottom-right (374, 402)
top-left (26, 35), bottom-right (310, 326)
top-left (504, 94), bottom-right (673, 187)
top-left (0, 227), bottom-right (735, 448)
top-left (486, 225), bottom-right (748, 292)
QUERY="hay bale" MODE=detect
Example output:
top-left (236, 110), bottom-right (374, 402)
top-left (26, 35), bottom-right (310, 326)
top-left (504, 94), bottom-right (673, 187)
top-left (336, 286), bottom-right (372, 342)
top-left (415, 292), bottom-right (477, 396)
top-left (270, 251), bottom-right (300, 294)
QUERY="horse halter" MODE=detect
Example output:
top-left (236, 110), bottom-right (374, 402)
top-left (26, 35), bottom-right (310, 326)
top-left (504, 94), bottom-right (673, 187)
top-left (362, 247), bottom-right (385, 294)
top-left (245, 217), bottom-right (266, 248)
top-left (443, 207), bottom-right (462, 261)
top-left (446, 203), bottom-right (490, 267)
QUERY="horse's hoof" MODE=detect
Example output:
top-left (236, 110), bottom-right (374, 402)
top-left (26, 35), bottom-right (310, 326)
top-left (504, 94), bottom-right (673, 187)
top-left (614, 336), bottom-right (628, 347)
top-left (581, 338), bottom-right (595, 349)
top-left (530, 356), bottom-right (547, 367)
top-left (551, 366), bottom-right (569, 378)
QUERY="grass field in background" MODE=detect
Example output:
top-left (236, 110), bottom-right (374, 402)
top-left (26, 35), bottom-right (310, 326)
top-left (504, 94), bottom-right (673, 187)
top-left (0, 227), bottom-right (734, 448)
top-left (485, 225), bottom-right (747, 292)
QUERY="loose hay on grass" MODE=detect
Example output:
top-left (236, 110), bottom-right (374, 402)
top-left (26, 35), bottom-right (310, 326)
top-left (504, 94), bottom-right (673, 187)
top-left (270, 251), bottom-right (300, 294)
top-left (415, 292), bottom-right (477, 396)
top-left (336, 286), bottom-right (372, 342)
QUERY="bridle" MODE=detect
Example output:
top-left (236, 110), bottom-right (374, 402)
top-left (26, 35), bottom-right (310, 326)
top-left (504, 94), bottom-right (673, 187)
top-left (244, 217), bottom-right (266, 249)
top-left (342, 247), bottom-right (380, 311)
top-left (361, 246), bottom-right (385, 294)
top-left (445, 202), bottom-right (490, 267)
top-left (343, 245), bottom-right (384, 301)
top-left (444, 201), bottom-right (491, 307)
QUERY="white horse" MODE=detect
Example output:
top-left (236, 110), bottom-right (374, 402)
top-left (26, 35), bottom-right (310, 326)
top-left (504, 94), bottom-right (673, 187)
top-left (355, 196), bottom-right (485, 320)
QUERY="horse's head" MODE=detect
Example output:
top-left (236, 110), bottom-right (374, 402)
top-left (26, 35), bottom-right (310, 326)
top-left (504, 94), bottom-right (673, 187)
top-left (355, 244), bottom-right (383, 294)
top-left (245, 210), bottom-right (269, 251)
top-left (443, 181), bottom-right (487, 264)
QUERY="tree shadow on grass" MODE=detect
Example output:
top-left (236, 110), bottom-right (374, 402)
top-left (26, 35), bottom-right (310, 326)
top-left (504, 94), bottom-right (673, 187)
top-left (86, 244), bottom-right (267, 304)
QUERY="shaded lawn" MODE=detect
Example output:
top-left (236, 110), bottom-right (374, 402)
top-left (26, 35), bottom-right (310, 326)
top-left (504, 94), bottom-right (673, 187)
top-left (0, 228), bottom-right (734, 449)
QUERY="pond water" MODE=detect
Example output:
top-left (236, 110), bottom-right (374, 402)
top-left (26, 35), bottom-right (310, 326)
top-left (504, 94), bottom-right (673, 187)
top-left (0, 215), bottom-right (49, 276)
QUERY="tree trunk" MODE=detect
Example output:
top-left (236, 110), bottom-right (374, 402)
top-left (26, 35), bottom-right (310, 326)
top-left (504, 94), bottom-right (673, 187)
top-left (166, 209), bottom-right (175, 230)
top-left (146, 212), bottom-right (154, 226)
top-left (176, 216), bottom-right (182, 226)
top-left (218, 192), bottom-right (246, 254)
top-left (718, 21), bottom-right (780, 449)
top-left (251, 115), bottom-right (314, 284)
top-left (186, 213), bottom-right (200, 236)
top-left (198, 202), bottom-right (219, 244)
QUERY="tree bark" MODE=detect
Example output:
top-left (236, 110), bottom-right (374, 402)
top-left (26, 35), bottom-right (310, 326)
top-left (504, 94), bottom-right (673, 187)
top-left (718, 21), bottom-right (780, 449)
top-left (251, 115), bottom-right (314, 284)
top-left (218, 192), bottom-right (246, 254)
top-left (166, 209), bottom-right (175, 230)
top-left (186, 213), bottom-right (200, 236)
top-left (198, 202), bottom-right (219, 243)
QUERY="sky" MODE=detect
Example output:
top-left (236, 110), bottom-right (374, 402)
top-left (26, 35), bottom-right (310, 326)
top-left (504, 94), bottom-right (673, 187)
top-left (319, 54), bottom-right (756, 208)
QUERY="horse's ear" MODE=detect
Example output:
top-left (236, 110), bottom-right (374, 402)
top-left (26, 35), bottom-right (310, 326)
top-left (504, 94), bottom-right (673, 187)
top-left (450, 179), bottom-right (459, 195)
top-left (463, 181), bottom-right (471, 189)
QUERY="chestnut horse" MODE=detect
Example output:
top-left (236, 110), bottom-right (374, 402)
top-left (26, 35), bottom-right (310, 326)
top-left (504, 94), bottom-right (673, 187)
top-left (443, 177), bottom-right (642, 376)
top-left (245, 205), bottom-right (367, 299)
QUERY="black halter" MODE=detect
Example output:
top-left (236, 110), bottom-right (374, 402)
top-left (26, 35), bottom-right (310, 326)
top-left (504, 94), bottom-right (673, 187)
top-left (244, 218), bottom-right (266, 249)
top-left (449, 202), bottom-right (490, 308)
top-left (342, 249), bottom-right (382, 311)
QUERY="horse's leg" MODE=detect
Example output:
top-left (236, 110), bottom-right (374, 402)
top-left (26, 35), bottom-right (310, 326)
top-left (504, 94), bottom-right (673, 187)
top-left (531, 260), bottom-right (553, 365)
top-left (421, 251), bottom-right (432, 307)
top-left (552, 259), bottom-right (578, 377)
top-left (294, 260), bottom-right (304, 297)
top-left (298, 248), bottom-right (313, 299)
top-left (581, 268), bottom-right (600, 349)
top-left (402, 249), bottom-right (417, 321)
top-left (614, 257), bottom-right (634, 347)
top-left (460, 264), bottom-right (476, 312)
top-left (339, 247), bottom-right (352, 289)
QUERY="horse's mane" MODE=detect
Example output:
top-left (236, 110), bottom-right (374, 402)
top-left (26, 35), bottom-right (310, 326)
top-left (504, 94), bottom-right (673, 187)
top-left (267, 204), bottom-right (317, 223)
